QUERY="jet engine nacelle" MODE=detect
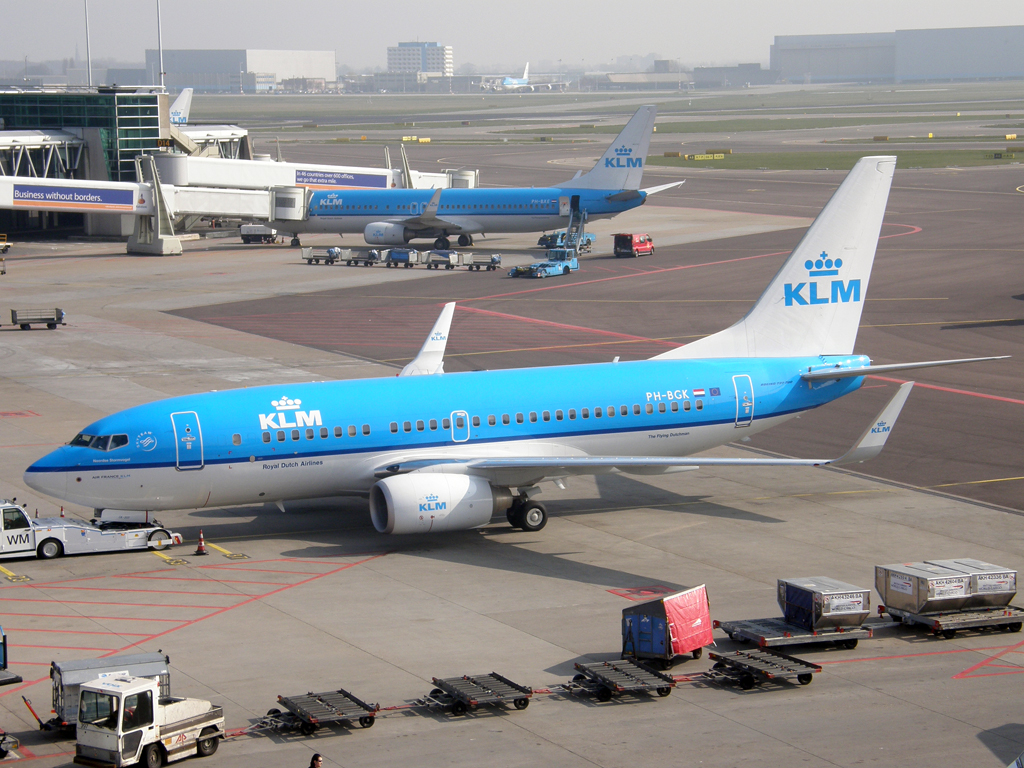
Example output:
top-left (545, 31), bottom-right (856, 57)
top-left (364, 222), bottom-right (411, 245)
top-left (369, 473), bottom-right (513, 534)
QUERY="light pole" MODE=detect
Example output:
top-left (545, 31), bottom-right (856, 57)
top-left (156, 0), bottom-right (165, 87)
top-left (83, 0), bottom-right (93, 87)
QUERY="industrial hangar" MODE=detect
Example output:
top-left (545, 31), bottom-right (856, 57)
top-left (0, 75), bottom-right (1023, 768)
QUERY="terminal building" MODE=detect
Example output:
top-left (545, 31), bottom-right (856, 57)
top-left (143, 50), bottom-right (337, 92)
top-left (387, 43), bottom-right (454, 77)
top-left (771, 25), bottom-right (1024, 83)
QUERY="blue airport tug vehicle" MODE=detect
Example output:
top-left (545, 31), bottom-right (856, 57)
top-left (537, 230), bottom-right (595, 253)
top-left (508, 247), bottom-right (580, 279)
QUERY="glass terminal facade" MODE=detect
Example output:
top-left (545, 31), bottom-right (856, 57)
top-left (0, 91), bottom-right (162, 181)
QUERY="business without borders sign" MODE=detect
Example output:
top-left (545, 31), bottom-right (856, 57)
top-left (12, 184), bottom-right (137, 211)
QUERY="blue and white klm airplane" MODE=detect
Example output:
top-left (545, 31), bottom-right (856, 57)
top-left (24, 156), bottom-right (1004, 536)
top-left (281, 105), bottom-right (679, 249)
top-left (169, 89), bottom-right (193, 126)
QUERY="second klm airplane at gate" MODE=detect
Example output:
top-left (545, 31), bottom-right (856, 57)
top-left (24, 156), bottom-right (1005, 539)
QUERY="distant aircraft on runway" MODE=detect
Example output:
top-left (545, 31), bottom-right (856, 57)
top-left (481, 63), bottom-right (569, 92)
top-left (24, 156), bottom-right (1007, 541)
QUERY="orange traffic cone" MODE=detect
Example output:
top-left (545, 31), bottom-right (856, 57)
top-left (60, 506), bottom-right (65, 518)
top-left (194, 529), bottom-right (208, 556)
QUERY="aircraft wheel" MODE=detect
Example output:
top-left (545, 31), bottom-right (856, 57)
top-left (507, 501), bottom-right (525, 529)
top-left (458, 234), bottom-right (471, 247)
top-left (519, 501), bottom-right (547, 532)
top-left (291, 238), bottom-right (300, 247)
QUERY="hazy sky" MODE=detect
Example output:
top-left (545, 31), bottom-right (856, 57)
top-left (11, 1), bottom-right (1024, 71)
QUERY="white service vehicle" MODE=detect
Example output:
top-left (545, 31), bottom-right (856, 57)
top-left (75, 676), bottom-right (224, 768)
top-left (0, 501), bottom-right (182, 560)
top-left (239, 224), bottom-right (279, 243)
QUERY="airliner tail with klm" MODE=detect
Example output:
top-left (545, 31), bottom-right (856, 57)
top-left (24, 155), bottom-right (1006, 539)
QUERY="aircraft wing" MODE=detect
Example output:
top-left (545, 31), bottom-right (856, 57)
top-left (800, 356), bottom-right (1008, 381)
top-left (375, 382), bottom-right (914, 485)
top-left (606, 180), bottom-right (684, 202)
top-left (392, 189), bottom-right (472, 233)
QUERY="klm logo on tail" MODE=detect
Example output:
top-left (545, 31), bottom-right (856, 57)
top-left (784, 253), bottom-right (861, 307)
top-left (606, 146), bottom-right (642, 169)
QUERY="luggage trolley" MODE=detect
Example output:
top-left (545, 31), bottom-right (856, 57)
top-left (419, 673), bottom-right (532, 716)
top-left (264, 687), bottom-right (378, 735)
top-left (703, 648), bottom-right (821, 690)
top-left (564, 659), bottom-right (676, 702)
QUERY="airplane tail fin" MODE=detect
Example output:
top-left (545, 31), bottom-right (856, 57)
top-left (653, 155), bottom-right (896, 360)
top-left (169, 88), bottom-right (193, 126)
top-left (560, 105), bottom-right (656, 191)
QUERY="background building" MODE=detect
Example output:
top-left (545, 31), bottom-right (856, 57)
top-left (387, 43), bottom-right (454, 77)
top-left (144, 49), bottom-right (336, 92)
top-left (771, 25), bottom-right (1024, 83)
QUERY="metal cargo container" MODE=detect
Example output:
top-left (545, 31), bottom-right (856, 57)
top-left (51, 652), bottom-right (170, 727)
top-left (925, 559), bottom-right (1017, 608)
top-left (776, 576), bottom-right (871, 630)
top-left (875, 563), bottom-right (971, 614)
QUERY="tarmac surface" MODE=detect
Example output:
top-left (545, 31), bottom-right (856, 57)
top-left (0, 140), bottom-right (1022, 768)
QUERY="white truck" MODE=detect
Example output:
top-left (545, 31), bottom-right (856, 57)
top-left (0, 501), bottom-right (182, 560)
top-left (75, 676), bottom-right (224, 768)
top-left (239, 224), bottom-right (279, 244)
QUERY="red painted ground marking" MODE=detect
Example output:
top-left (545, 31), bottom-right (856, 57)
top-left (4, 627), bottom-right (150, 637)
top-left (953, 637), bottom-right (1024, 679)
top-left (0, 410), bottom-right (40, 418)
top-left (879, 224), bottom-right (922, 239)
top-left (11, 644), bottom-right (113, 652)
top-left (0, 611), bottom-right (184, 623)
top-left (11, 585), bottom-right (257, 597)
top-left (0, 597), bottom-right (228, 609)
top-left (817, 643), bottom-right (1024, 666)
top-left (868, 375), bottom-right (1024, 406)
top-left (99, 553), bottom-right (388, 657)
top-left (608, 585), bottom-right (676, 601)
top-left (6, 749), bottom-right (75, 763)
top-left (458, 305), bottom-right (670, 346)
top-left (113, 575), bottom-right (288, 586)
top-left (189, 566), bottom-right (325, 575)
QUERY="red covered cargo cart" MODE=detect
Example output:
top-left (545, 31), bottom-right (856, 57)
top-left (621, 584), bottom-right (714, 669)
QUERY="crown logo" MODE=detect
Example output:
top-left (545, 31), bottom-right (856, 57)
top-left (424, 493), bottom-right (439, 502)
top-left (805, 251), bottom-right (842, 277)
top-left (614, 146), bottom-right (633, 156)
top-left (271, 397), bottom-right (301, 411)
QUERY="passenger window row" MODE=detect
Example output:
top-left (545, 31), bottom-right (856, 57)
top-left (259, 423), bottom-right (371, 444)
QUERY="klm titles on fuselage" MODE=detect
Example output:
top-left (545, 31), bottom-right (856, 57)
top-left (784, 253), bottom-right (861, 307)
top-left (258, 397), bottom-right (323, 431)
top-left (606, 146), bottom-right (642, 168)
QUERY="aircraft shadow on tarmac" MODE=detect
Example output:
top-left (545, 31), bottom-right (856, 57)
top-left (942, 318), bottom-right (1024, 330)
top-left (976, 723), bottom-right (1024, 766)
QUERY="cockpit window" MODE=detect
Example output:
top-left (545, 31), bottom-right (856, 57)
top-left (70, 433), bottom-right (129, 452)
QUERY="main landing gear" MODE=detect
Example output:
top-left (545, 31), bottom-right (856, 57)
top-left (506, 497), bottom-right (547, 532)
top-left (457, 234), bottom-right (474, 247)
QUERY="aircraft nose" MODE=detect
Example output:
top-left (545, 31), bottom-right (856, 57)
top-left (24, 449), bottom-right (70, 501)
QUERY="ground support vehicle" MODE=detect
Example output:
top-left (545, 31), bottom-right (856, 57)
top-left (538, 231), bottom-right (595, 253)
top-left (418, 673), bottom-right (532, 716)
top-left (459, 253), bottom-right (501, 271)
top-left (613, 232), bottom-right (655, 257)
top-left (882, 604), bottom-right (1024, 638)
top-left (343, 249), bottom-right (382, 266)
top-left (0, 235), bottom-right (10, 253)
top-left (258, 687), bottom-right (377, 735)
top-left (0, 501), bottom-right (182, 560)
top-left (0, 628), bottom-right (22, 688)
top-left (563, 659), bottom-right (675, 702)
top-left (714, 617), bottom-right (873, 650)
top-left (74, 676), bottom-right (224, 768)
top-left (301, 247), bottom-right (355, 265)
top-left (509, 248), bottom-right (578, 278)
top-left (0, 729), bottom-right (18, 759)
top-left (385, 248), bottom-right (423, 268)
top-left (11, 308), bottom-right (65, 330)
top-left (240, 224), bottom-right (279, 244)
top-left (44, 654), bottom-right (171, 732)
top-left (703, 649), bottom-right (820, 690)
top-left (426, 250), bottom-right (458, 269)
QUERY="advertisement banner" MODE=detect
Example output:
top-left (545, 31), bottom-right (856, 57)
top-left (295, 169), bottom-right (388, 189)
top-left (13, 184), bottom-right (137, 211)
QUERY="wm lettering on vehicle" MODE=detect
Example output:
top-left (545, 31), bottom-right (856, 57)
top-left (420, 493), bottom-right (446, 513)
top-left (784, 253), bottom-right (860, 307)
top-left (258, 396), bottom-right (322, 430)
top-left (605, 146), bottom-right (642, 169)
top-left (7, 532), bottom-right (30, 546)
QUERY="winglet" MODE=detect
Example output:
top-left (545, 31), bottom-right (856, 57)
top-left (832, 382), bottom-right (914, 465)
top-left (399, 302), bottom-right (456, 376)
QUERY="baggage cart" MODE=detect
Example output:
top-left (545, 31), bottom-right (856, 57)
top-left (49, 652), bottom-right (170, 730)
top-left (714, 617), bottom-right (872, 649)
top-left (385, 248), bottom-right (422, 268)
top-left (418, 672), bottom-right (532, 716)
top-left (0, 628), bottom-right (22, 687)
top-left (703, 648), bottom-right (821, 690)
top-left (459, 253), bottom-right (501, 271)
top-left (300, 247), bottom-right (351, 265)
top-left (11, 308), bottom-right (65, 330)
top-left (344, 249), bottom-right (382, 266)
top-left (777, 576), bottom-right (871, 630)
top-left (564, 659), bottom-right (675, 702)
top-left (268, 686), bottom-right (378, 734)
top-left (875, 562), bottom-right (971, 614)
top-left (621, 584), bottom-right (713, 668)
top-left (426, 250), bottom-right (458, 269)
top-left (882, 604), bottom-right (1024, 638)
top-left (925, 559), bottom-right (1017, 608)
top-left (0, 234), bottom-right (10, 254)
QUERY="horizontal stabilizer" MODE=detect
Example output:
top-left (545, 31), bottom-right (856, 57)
top-left (399, 302), bottom-right (455, 376)
top-left (801, 356), bottom-right (1009, 381)
top-left (642, 180), bottom-right (685, 195)
top-left (833, 381), bottom-right (914, 464)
